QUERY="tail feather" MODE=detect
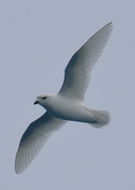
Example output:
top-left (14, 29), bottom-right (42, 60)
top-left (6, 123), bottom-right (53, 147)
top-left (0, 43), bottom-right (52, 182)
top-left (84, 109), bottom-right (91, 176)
top-left (88, 109), bottom-right (110, 128)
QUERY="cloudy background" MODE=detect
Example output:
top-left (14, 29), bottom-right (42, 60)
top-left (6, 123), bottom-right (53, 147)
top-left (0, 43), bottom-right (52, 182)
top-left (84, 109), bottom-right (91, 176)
top-left (0, 0), bottom-right (134, 189)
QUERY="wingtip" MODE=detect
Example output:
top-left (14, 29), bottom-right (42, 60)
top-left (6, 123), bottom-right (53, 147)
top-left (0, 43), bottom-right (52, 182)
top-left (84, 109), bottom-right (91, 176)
top-left (15, 157), bottom-right (23, 174)
top-left (15, 162), bottom-right (24, 174)
top-left (106, 22), bottom-right (113, 30)
top-left (102, 22), bottom-right (113, 36)
top-left (108, 21), bottom-right (113, 25)
top-left (14, 146), bottom-right (28, 175)
top-left (15, 168), bottom-right (22, 175)
top-left (96, 22), bottom-right (113, 36)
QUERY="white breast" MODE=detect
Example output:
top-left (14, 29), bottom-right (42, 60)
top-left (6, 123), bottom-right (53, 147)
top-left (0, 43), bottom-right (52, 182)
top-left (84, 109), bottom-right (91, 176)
top-left (43, 95), bottom-right (90, 122)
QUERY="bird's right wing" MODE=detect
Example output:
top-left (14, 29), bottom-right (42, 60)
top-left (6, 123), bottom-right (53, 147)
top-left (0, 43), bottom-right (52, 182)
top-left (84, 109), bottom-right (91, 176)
top-left (15, 112), bottom-right (66, 174)
top-left (58, 23), bottom-right (113, 101)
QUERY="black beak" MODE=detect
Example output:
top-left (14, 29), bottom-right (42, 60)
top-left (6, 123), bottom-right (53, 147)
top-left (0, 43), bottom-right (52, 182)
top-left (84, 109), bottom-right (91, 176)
top-left (34, 101), bottom-right (39, 105)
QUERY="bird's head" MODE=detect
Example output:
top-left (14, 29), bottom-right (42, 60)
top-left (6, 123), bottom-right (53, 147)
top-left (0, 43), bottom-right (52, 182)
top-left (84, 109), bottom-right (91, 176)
top-left (34, 94), bottom-right (50, 107)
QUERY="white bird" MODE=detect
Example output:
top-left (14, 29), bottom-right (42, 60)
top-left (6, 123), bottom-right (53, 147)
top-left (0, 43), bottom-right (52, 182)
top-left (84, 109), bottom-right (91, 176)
top-left (15, 22), bottom-right (113, 174)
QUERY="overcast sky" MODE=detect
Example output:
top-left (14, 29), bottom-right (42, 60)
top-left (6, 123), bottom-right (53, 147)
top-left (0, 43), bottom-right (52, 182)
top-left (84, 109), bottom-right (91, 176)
top-left (0, 0), bottom-right (134, 189)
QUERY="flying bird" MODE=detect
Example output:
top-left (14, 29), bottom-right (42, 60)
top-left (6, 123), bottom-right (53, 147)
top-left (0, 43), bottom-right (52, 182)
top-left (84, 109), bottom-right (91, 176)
top-left (15, 22), bottom-right (113, 174)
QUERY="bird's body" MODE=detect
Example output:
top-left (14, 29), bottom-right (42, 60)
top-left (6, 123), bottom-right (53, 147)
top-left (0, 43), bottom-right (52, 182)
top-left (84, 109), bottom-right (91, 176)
top-left (15, 22), bottom-right (113, 174)
top-left (39, 94), bottom-right (110, 126)
top-left (38, 95), bottom-right (87, 121)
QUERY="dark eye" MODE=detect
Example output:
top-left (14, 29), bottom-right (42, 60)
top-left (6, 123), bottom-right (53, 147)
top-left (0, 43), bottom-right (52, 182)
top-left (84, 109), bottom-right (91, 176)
top-left (42, 96), bottom-right (47, 99)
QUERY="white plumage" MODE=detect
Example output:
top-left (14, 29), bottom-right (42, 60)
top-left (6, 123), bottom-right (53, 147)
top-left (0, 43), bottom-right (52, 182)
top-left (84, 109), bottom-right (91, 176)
top-left (59, 22), bottom-right (112, 100)
top-left (15, 22), bottom-right (113, 174)
top-left (15, 112), bottom-right (66, 174)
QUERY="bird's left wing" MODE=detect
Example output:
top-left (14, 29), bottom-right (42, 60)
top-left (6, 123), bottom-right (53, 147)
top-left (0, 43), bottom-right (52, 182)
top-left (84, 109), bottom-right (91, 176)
top-left (15, 112), bottom-right (66, 174)
top-left (58, 22), bottom-right (113, 101)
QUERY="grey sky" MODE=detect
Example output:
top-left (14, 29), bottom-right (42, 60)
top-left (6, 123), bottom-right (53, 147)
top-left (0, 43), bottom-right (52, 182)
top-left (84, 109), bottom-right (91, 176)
top-left (0, 0), bottom-right (134, 189)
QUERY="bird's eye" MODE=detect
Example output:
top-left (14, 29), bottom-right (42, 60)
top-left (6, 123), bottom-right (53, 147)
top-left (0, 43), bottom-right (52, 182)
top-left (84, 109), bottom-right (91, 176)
top-left (42, 96), bottom-right (47, 99)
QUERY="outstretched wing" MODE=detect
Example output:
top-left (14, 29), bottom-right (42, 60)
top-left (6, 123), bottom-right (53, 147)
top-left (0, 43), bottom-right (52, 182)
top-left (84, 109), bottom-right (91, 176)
top-left (58, 22), bottom-right (113, 101)
top-left (15, 112), bottom-right (66, 174)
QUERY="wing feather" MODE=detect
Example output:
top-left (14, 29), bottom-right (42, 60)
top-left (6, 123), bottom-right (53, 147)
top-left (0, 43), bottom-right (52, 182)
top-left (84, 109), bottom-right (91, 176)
top-left (15, 112), bottom-right (66, 174)
top-left (58, 22), bottom-right (113, 100)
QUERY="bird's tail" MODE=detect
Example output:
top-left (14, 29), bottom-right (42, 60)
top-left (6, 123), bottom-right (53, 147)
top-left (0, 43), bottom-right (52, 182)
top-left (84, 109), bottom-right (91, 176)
top-left (86, 108), bottom-right (110, 128)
